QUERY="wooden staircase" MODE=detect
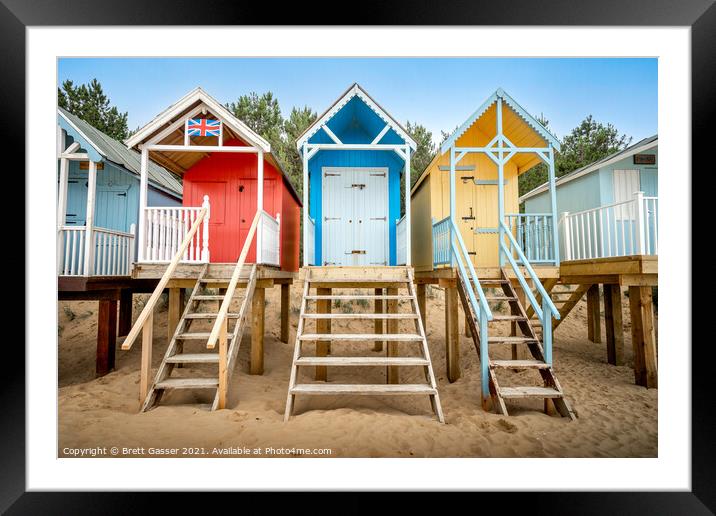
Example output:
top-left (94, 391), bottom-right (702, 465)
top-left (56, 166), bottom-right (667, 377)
top-left (140, 263), bottom-right (257, 412)
top-left (284, 266), bottom-right (444, 423)
top-left (458, 270), bottom-right (576, 420)
top-left (526, 282), bottom-right (592, 338)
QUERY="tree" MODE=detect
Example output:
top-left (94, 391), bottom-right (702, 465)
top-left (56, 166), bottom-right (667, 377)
top-left (58, 79), bottom-right (130, 141)
top-left (226, 91), bottom-right (283, 150)
top-left (518, 114), bottom-right (551, 198)
top-left (281, 106), bottom-right (317, 199)
top-left (556, 115), bottom-right (632, 175)
top-left (400, 122), bottom-right (436, 216)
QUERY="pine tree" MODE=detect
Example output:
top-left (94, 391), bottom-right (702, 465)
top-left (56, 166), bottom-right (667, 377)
top-left (58, 79), bottom-right (129, 140)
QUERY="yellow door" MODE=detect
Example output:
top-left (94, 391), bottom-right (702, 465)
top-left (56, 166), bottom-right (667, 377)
top-left (473, 181), bottom-right (499, 268)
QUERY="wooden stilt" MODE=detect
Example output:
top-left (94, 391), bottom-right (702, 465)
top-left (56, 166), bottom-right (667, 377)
top-left (445, 285), bottom-right (460, 382)
top-left (315, 287), bottom-right (330, 381)
top-left (373, 288), bottom-right (384, 352)
top-left (218, 319), bottom-right (228, 409)
top-left (603, 284), bottom-right (624, 366)
top-left (118, 289), bottom-right (132, 337)
top-left (511, 284), bottom-right (527, 360)
top-left (280, 283), bottom-right (290, 343)
top-left (139, 314), bottom-right (153, 403)
top-left (629, 286), bottom-right (658, 388)
top-left (465, 312), bottom-right (471, 338)
top-left (417, 283), bottom-right (427, 332)
top-left (96, 299), bottom-right (117, 376)
top-left (587, 284), bottom-right (602, 343)
top-left (250, 287), bottom-right (266, 375)
top-left (386, 287), bottom-right (400, 384)
top-left (168, 288), bottom-right (182, 344)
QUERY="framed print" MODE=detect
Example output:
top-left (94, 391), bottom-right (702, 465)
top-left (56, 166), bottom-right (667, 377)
top-left (4, 0), bottom-right (710, 510)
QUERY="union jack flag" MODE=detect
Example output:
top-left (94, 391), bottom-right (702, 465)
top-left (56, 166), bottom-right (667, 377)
top-left (187, 118), bottom-right (221, 137)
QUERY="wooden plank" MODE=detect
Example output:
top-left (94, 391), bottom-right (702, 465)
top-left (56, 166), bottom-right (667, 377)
top-left (165, 353), bottom-right (219, 364)
top-left (280, 283), bottom-right (290, 343)
top-left (629, 286), bottom-right (658, 388)
top-left (315, 287), bottom-right (330, 381)
top-left (587, 284), bottom-right (602, 343)
top-left (250, 286), bottom-right (266, 375)
top-left (511, 285), bottom-right (529, 361)
top-left (291, 384), bottom-right (436, 395)
top-left (488, 336), bottom-right (538, 343)
top-left (96, 299), bottom-right (117, 376)
top-left (218, 319), bottom-right (228, 409)
top-left (118, 289), bottom-right (133, 337)
top-left (156, 378), bottom-right (219, 389)
top-left (374, 288), bottom-right (384, 352)
top-left (603, 284), bottom-right (624, 366)
top-left (139, 314), bottom-right (153, 403)
top-left (490, 360), bottom-right (550, 369)
top-left (300, 333), bottom-right (422, 341)
top-left (619, 273), bottom-right (658, 287)
top-left (306, 294), bottom-right (410, 300)
top-left (296, 356), bottom-right (429, 366)
top-left (445, 284), bottom-right (460, 382)
top-left (553, 284), bottom-right (592, 331)
top-left (560, 275), bottom-right (620, 285)
top-left (303, 313), bottom-right (417, 320)
top-left (387, 287), bottom-right (400, 384)
top-left (499, 386), bottom-right (562, 398)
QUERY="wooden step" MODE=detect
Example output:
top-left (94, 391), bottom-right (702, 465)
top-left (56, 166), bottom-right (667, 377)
top-left (290, 384), bottom-right (436, 395)
top-left (305, 294), bottom-right (411, 301)
top-left (166, 353), bottom-right (220, 364)
top-left (302, 313), bottom-right (417, 320)
top-left (155, 378), bottom-right (219, 389)
top-left (490, 360), bottom-right (550, 369)
top-left (310, 278), bottom-right (408, 284)
top-left (177, 332), bottom-right (234, 340)
top-left (295, 356), bottom-right (429, 367)
top-left (299, 333), bottom-right (423, 342)
top-left (490, 315), bottom-right (527, 321)
top-left (199, 277), bottom-right (240, 283)
top-left (184, 312), bottom-right (241, 319)
top-left (485, 295), bottom-right (517, 301)
top-left (487, 336), bottom-right (538, 344)
top-left (193, 295), bottom-right (227, 300)
top-left (478, 279), bottom-right (509, 285)
top-left (499, 386), bottom-right (563, 398)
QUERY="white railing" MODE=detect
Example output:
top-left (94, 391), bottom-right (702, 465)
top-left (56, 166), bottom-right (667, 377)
top-left (306, 216), bottom-right (315, 266)
top-left (562, 191), bottom-right (658, 261)
top-left (258, 210), bottom-right (281, 266)
top-left (143, 195), bottom-right (210, 263)
top-left (58, 225), bottom-right (135, 276)
top-left (432, 216), bottom-right (451, 266)
top-left (396, 215), bottom-right (407, 265)
top-left (504, 213), bottom-right (556, 264)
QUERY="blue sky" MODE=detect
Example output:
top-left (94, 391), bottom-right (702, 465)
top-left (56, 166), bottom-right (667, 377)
top-left (58, 58), bottom-right (657, 145)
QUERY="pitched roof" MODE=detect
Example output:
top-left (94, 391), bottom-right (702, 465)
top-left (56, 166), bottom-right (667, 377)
top-left (296, 83), bottom-right (417, 151)
top-left (519, 134), bottom-right (658, 203)
top-left (440, 88), bottom-right (561, 154)
top-left (58, 107), bottom-right (182, 198)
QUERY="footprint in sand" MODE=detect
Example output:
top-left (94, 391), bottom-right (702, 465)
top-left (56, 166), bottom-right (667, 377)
top-left (494, 419), bottom-right (518, 434)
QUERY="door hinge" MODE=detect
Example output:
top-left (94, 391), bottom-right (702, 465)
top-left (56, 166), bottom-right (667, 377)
top-left (462, 207), bottom-right (475, 220)
top-left (461, 175), bottom-right (475, 182)
top-left (117, 192), bottom-right (127, 197)
top-left (324, 216), bottom-right (341, 221)
top-left (370, 217), bottom-right (386, 221)
top-left (370, 172), bottom-right (386, 177)
top-left (325, 173), bottom-right (341, 177)
top-left (346, 250), bottom-right (366, 255)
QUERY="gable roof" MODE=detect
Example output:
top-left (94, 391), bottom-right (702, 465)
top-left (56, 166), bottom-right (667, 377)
top-left (125, 87), bottom-right (270, 152)
top-left (58, 107), bottom-right (183, 199)
top-left (440, 88), bottom-right (561, 155)
top-left (296, 83), bottom-right (417, 151)
top-left (519, 134), bottom-right (658, 203)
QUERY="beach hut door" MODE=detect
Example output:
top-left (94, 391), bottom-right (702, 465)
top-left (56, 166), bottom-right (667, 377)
top-left (322, 168), bottom-right (388, 266)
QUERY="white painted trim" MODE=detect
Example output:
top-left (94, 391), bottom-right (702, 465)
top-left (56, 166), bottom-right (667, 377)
top-left (138, 148), bottom-right (149, 262)
top-left (305, 143), bottom-right (406, 152)
top-left (84, 160), bottom-right (97, 275)
top-left (296, 84), bottom-right (417, 151)
top-left (404, 146), bottom-right (411, 266)
top-left (126, 87), bottom-right (270, 152)
top-left (145, 144), bottom-right (260, 153)
top-left (519, 139), bottom-right (658, 203)
top-left (321, 124), bottom-right (342, 144)
top-left (371, 124), bottom-right (391, 145)
top-left (57, 109), bottom-right (104, 161)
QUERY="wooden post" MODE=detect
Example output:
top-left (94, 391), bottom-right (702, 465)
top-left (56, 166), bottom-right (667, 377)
top-left (373, 288), bottom-right (384, 352)
top-left (417, 283), bottom-right (427, 332)
top-left (464, 312), bottom-right (471, 338)
top-left (445, 284), bottom-right (460, 382)
top-left (629, 286), bottom-right (657, 388)
top-left (167, 288), bottom-right (183, 343)
top-left (587, 284), bottom-right (602, 343)
top-left (315, 287), bottom-right (330, 381)
top-left (387, 287), bottom-right (400, 384)
top-left (96, 299), bottom-right (117, 376)
top-left (139, 314), bottom-right (153, 403)
top-left (84, 160), bottom-right (98, 275)
top-left (250, 287), bottom-right (266, 375)
top-left (118, 289), bottom-right (133, 337)
top-left (280, 283), bottom-right (290, 343)
top-left (511, 284), bottom-right (527, 360)
top-left (218, 318), bottom-right (228, 409)
top-left (603, 284), bottom-right (624, 366)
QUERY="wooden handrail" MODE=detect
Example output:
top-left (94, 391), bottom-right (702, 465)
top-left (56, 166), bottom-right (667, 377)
top-left (206, 210), bottom-right (262, 350)
top-left (121, 204), bottom-right (209, 351)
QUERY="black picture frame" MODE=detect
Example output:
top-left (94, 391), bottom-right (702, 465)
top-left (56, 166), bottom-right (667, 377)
top-left (6, 0), bottom-right (708, 511)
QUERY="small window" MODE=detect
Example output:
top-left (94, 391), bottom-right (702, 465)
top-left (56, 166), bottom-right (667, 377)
top-left (613, 169), bottom-right (640, 220)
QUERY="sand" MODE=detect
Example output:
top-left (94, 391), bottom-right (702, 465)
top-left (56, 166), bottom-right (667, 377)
top-left (58, 274), bottom-right (657, 458)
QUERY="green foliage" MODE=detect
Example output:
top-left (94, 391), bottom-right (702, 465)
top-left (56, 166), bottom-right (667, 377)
top-left (401, 122), bottom-right (437, 216)
top-left (518, 114), bottom-right (633, 201)
top-left (58, 79), bottom-right (130, 141)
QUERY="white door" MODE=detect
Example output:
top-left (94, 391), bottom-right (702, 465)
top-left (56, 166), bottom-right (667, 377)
top-left (613, 169), bottom-right (641, 220)
top-left (322, 167), bottom-right (388, 266)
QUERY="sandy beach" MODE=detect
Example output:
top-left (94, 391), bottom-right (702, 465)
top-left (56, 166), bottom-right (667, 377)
top-left (58, 274), bottom-right (657, 458)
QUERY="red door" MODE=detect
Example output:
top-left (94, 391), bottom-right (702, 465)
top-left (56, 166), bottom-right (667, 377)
top-left (238, 178), bottom-right (276, 262)
top-left (186, 180), bottom-right (241, 262)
